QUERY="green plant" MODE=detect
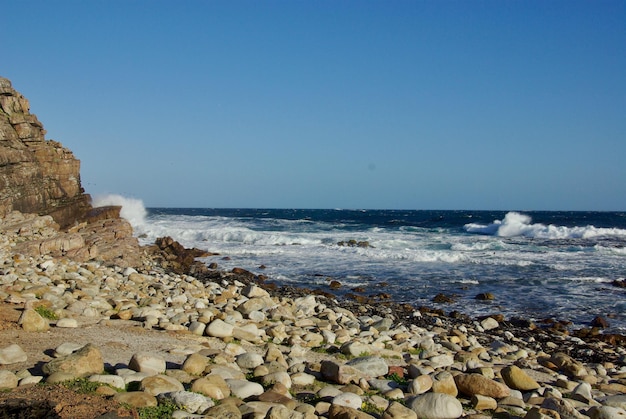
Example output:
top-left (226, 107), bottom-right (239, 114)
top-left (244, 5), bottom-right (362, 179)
top-left (34, 306), bottom-right (58, 320)
top-left (386, 372), bottom-right (408, 385)
top-left (361, 400), bottom-right (385, 416)
top-left (136, 400), bottom-right (178, 419)
top-left (60, 378), bottom-right (101, 394)
top-left (407, 347), bottom-right (424, 355)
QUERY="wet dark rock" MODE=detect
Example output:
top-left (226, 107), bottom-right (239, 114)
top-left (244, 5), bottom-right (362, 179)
top-left (337, 239), bottom-right (373, 248)
top-left (475, 292), bottom-right (495, 301)
top-left (591, 316), bottom-right (610, 328)
top-left (151, 236), bottom-right (214, 274)
top-left (231, 267), bottom-right (256, 278)
top-left (508, 317), bottom-right (536, 330)
top-left (432, 293), bottom-right (455, 304)
top-left (329, 281), bottom-right (342, 289)
top-left (611, 279), bottom-right (626, 288)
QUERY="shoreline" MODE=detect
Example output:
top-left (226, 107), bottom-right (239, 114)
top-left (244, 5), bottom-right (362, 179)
top-left (1, 227), bottom-right (626, 418)
top-left (197, 266), bottom-right (626, 366)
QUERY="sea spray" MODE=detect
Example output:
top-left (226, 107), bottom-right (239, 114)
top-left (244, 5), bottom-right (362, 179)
top-left (92, 194), bottom-right (148, 230)
top-left (464, 211), bottom-right (626, 239)
top-left (96, 207), bottom-right (626, 331)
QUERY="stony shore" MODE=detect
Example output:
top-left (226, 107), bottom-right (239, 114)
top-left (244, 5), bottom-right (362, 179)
top-left (1, 214), bottom-right (626, 419)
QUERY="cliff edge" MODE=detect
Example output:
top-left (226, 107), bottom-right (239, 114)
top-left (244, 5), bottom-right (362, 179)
top-left (0, 76), bottom-right (146, 268)
top-left (0, 77), bottom-right (90, 228)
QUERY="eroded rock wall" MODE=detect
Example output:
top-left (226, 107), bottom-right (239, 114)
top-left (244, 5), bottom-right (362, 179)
top-left (0, 77), bottom-right (91, 228)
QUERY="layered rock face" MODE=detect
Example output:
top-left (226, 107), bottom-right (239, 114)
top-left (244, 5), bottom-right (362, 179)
top-left (0, 77), bottom-right (90, 228)
top-left (0, 76), bottom-right (144, 268)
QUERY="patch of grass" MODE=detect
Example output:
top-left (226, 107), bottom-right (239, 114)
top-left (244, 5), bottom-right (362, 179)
top-left (136, 400), bottom-right (178, 419)
top-left (386, 372), bottom-right (408, 385)
top-left (34, 305), bottom-right (58, 320)
top-left (407, 347), bottom-right (424, 356)
top-left (361, 400), bottom-right (385, 416)
top-left (60, 378), bottom-right (101, 394)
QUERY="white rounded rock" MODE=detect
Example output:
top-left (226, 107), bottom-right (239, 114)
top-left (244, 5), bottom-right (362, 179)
top-left (206, 319), bottom-right (234, 338)
top-left (89, 374), bottom-right (126, 390)
top-left (0, 370), bottom-right (18, 390)
top-left (235, 352), bottom-right (264, 369)
top-left (0, 344), bottom-right (27, 364)
top-left (128, 352), bottom-right (166, 375)
top-left (407, 393), bottom-right (463, 419)
top-left (56, 318), bottom-right (78, 328)
top-left (332, 392), bottom-right (362, 410)
top-left (226, 379), bottom-right (264, 400)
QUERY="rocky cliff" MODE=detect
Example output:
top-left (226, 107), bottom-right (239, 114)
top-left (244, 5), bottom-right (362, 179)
top-left (0, 77), bottom-right (90, 228)
top-left (0, 76), bottom-right (147, 268)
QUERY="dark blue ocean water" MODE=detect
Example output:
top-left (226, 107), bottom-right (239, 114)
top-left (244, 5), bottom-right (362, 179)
top-left (109, 203), bottom-right (626, 332)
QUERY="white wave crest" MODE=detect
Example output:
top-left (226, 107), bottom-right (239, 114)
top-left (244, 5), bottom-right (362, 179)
top-left (92, 194), bottom-right (147, 228)
top-left (465, 212), bottom-right (626, 239)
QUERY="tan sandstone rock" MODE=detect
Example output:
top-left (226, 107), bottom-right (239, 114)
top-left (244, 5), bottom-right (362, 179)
top-left (42, 343), bottom-right (104, 378)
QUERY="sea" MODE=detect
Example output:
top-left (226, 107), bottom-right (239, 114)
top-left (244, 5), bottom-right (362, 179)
top-left (94, 196), bottom-right (626, 333)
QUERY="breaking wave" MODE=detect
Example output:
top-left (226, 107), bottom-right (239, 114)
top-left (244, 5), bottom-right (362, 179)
top-left (92, 194), bottom-right (147, 228)
top-left (464, 212), bottom-right (626, 239)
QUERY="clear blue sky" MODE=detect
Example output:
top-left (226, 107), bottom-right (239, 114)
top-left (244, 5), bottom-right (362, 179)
top-left (3, 1), bottom-right (625, 210)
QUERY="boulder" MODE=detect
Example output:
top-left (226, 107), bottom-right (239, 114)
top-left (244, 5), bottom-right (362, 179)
top-left (128, 352), bottom-right (166, 375)
top-left (408, 375), bottom-right (433, 395)
top-left (42, 343), bottom-right (103, 378)
top-left (235, 352), bottom-right (265, 369)
top-left (226, 379), bottom-right (264, 400)
top-left (113, 391), bottom-right (158, 408)
top-left (204, 402), bottom-right (243, 419)
top-left (587, 406), bottom-right (626, 419)
top-left (18, 309), bottom-right (49, 332)
top-left (89, 374), bottom-right (126, 390)
top-left (321, 360), bottom-right (361, 385)
top-left (0, 343), bottom-right (27, 364)
top-left (140, 375), bottom-right (184, 396)
top-left (406, 393), bottom-right (463, 419)
top-left (328, 404), bottom-right (376, 419)
top-left (345, 356), bottom-right (389, 378)
top-left (0, 371), bottom-right (18, 390)
top-left (332, 392), bottom-right (363, 409)
top-left (454, 373), bottom-right (510, 399)
top-left (182, 353), bottom-right (210, 376)
top-left (501, 365), bottom-right (540, 391)
top-left (382, 401), bottom-right (418, 419)
top-left (158, 390), bottom-right (214, 414)
top-left (431, 371), bottom-right (458, 397)
top-left (206, 319), bottom-right (234, 338)
top-left (191, 375), bottom-right (231, 400)
top-left (550, 352), bottom-right (587, 378)
top-left (472, 394), bottom-right (498, 411)
top-left (55, 318), bottom-right (78, 328)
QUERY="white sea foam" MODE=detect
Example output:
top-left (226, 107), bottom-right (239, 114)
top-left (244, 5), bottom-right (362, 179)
top-left (465, 211), bottom-right (626, 239)
top-left (115, 208), bottom-right (626, 331)
top-left (92, 194), bottom-right (147, 228)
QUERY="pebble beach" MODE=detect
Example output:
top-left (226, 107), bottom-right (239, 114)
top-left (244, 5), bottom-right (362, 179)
top-left (1, 214), bottom-right (626, 418)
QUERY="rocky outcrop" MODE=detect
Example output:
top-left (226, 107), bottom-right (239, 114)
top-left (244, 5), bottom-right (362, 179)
top-left (148, 236), bottom-right (216, 274)
top-left (0, 77), bottom-right (90, 228)
top-left (0, 76), bottom-right (147, 268)
top-left (1, 209), bottom-right (143, 268)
